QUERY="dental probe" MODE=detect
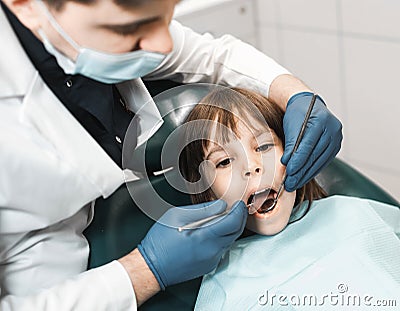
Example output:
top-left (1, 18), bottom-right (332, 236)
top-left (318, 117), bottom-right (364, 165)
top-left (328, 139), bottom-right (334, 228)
top-left (178, 210), bottom-right (230, 231)
top-left (178, 94), bottom-right (317, 231)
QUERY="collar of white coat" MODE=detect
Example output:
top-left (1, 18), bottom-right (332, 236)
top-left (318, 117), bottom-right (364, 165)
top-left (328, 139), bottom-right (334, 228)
top-left (0, 7), bottom-right (164, 194)
top-left (0, 6), bottom-right (36, 98)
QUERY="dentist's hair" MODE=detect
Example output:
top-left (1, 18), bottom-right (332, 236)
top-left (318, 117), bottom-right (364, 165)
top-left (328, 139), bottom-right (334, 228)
top-left (179, 87), bottom-right (326, 218)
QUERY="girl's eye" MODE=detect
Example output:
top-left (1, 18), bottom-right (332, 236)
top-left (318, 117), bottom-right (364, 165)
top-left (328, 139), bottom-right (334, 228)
top-left (216, 158), bottom-right (232, 168)
top-left (256, 144), bottom-right (274, 152)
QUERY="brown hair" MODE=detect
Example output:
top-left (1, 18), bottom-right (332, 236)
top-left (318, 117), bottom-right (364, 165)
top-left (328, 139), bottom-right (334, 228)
top-left (179, 87), bottom-right (326, 219)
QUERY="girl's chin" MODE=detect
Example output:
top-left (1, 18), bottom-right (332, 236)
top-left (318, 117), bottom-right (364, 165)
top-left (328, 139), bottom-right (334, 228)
top-left (245, 201), bottom-right (288, 235)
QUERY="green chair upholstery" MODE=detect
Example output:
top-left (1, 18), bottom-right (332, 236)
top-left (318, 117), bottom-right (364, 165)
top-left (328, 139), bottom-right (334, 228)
top-left (84, 81), bottom-right (399, 310)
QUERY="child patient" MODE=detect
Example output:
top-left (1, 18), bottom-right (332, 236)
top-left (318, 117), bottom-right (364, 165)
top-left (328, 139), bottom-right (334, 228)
top-left (179, 87), bottom-right (400, 310)
top-left (179, 86), bottom-right (326, 235)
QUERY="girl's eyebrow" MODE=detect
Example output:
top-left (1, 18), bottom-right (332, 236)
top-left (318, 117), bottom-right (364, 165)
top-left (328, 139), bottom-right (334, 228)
top-left (252, 128), bottom-right (264, 136)
top-left (205, 145), bottom-right (225, 160)
top-left (252, 128), bottom-right (273, 138)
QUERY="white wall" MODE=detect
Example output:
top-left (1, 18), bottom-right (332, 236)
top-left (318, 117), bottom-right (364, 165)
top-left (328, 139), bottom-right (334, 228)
top-left (174, 0), bottom-right (258, 46)
top-left (174, 0), bottom-right (400, 201)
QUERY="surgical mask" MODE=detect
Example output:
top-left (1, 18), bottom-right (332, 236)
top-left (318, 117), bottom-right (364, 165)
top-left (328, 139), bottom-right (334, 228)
top-left (36, 0), bottom-right (167, 84)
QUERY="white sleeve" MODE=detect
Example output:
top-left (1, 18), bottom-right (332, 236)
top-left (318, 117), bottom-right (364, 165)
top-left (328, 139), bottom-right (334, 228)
top-left (0, 261), bottom-right (137, 311)
top-left (145, 20), bottom-right (290, 97)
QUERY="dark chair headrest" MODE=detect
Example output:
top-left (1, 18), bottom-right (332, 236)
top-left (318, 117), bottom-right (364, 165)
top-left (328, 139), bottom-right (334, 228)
top-left (128, 83), bottom-right (217, 174)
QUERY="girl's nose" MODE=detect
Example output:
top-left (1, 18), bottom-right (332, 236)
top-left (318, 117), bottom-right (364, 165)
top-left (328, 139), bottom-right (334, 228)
top-left (243, 162), bottom-right (263, 177)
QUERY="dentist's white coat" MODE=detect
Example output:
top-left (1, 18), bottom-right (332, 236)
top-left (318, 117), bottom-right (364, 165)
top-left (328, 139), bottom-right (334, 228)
top-left (0, 5), bottom-right (289, 310)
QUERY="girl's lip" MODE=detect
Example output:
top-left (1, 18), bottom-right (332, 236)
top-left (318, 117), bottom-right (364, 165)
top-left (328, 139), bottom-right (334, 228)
top-left (252, 200), bottom-right (280, 218)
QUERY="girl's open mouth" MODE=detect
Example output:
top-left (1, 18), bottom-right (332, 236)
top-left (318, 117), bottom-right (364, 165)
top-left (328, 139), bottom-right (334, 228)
top-left (247, 188), bottom-right (277, 214)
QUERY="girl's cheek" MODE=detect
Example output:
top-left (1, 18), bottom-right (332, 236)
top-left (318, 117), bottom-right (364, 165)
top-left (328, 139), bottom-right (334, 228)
top-left (212, 171), bottom-right (243, 203)
top-left (274, 151), bottom-right (286, 175)
top-left (210, 171), bottom-right (229, 199)
top-left (200, 160), bottom-right (217, 189)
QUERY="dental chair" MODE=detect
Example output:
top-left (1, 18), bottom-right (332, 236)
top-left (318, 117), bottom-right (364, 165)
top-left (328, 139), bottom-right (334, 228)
top-left (84, 80), bottom-right (399, 310)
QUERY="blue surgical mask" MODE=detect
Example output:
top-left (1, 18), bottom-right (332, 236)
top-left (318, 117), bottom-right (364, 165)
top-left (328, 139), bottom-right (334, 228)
top-left (36, 0), bottom-right (167, 84)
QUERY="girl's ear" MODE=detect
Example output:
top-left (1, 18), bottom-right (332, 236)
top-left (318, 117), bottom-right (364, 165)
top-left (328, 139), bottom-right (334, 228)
top-left (4, 0), bottom-right (42, 30)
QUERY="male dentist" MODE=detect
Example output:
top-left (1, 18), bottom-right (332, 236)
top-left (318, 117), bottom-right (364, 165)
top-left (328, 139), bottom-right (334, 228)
top-left (0, 0), bottom-right (342, 309)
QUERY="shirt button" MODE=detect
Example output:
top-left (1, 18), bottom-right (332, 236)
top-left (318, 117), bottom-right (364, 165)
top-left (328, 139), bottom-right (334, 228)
top-left (66, 79), bottom-right (73, 88)
top-left (115, 136), bottom-right (122, 144)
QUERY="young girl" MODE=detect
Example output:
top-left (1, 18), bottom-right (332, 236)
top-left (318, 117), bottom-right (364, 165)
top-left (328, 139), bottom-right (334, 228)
top-left (179, 87), bottom-right (400, 310)
top-left (179, 86), bottom-right (326, 235)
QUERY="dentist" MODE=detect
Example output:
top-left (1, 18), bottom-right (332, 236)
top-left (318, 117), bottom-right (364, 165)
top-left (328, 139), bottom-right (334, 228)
top-left (0, 0), bottom-right (342, 310)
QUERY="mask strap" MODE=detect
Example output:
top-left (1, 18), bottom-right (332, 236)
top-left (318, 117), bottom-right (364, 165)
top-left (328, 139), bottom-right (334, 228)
top-left (36, 0), bottom-right (80, 51)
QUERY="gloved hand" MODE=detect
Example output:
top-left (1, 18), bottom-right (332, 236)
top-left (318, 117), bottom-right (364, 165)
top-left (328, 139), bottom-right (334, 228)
top-left (282, 92), bottom-right (343, 192)
top-left (138, 200), bottom-right (247, 290)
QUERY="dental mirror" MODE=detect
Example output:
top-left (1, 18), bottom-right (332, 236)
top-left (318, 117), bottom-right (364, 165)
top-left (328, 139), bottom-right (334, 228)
top-left (247, 174), bottom-right (286, 214)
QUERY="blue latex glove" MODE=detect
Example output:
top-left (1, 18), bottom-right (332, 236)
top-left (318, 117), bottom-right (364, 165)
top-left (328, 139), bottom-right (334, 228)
top-left (282, 92), bottom-right (343, 191)
top-left (138, 200), bottom-right (247, 290)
